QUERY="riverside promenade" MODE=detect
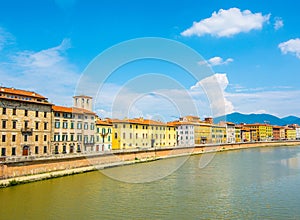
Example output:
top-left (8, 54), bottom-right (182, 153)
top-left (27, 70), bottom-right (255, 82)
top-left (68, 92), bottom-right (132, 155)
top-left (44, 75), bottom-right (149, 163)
top-left (1, 141), bottom-right (300, 187)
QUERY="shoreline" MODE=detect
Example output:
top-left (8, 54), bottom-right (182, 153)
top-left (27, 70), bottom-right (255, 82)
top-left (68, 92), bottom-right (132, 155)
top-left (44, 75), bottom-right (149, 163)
top-left (1, 141), bottom-right (300, 187)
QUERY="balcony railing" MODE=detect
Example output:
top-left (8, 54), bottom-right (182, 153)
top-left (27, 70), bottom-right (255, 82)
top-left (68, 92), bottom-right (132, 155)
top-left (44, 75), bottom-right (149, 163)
top-left (21, 127), bottom-right (33, 133)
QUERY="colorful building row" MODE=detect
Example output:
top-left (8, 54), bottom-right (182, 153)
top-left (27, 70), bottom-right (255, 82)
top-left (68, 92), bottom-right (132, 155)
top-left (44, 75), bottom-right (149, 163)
top-left (1, 86), bottom-right (299, 159)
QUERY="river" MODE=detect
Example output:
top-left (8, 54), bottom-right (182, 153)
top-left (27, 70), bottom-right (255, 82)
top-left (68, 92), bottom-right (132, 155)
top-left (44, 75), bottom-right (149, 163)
top-left (1, 145), bottom-right (300, 219)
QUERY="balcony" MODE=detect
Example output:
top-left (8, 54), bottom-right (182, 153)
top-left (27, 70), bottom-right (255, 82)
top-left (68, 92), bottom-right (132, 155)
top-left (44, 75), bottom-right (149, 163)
top-left (21, 127), bottom-right (33, 134)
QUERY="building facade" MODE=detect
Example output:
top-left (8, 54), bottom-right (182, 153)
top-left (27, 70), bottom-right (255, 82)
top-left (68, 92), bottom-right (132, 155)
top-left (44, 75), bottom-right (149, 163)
top-left (244, 124), bottom-right (273, 141)
top-left (95, 119), bottom-right (112, 151)
top-left (51, 96), bottom-right (96, 154)
top-left (0, 87), bottom-right (52, 157)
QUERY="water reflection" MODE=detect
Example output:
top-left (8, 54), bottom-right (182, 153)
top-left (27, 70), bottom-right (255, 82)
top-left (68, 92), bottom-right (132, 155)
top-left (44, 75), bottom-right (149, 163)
top-left (281, 155), bottom-right (300, 169)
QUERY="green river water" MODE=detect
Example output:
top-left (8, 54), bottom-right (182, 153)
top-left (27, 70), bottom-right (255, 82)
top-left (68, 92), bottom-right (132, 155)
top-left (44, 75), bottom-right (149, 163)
top-left (1, 145), bottom-right (300, 219)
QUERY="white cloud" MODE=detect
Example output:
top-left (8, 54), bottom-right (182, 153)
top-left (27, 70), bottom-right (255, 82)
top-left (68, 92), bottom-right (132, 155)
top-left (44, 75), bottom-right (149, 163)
top-left (274, 17), bottom-right (284, 30)
top-left (1, 38), bottom-right (79, 106)
top-left (199, 56), bottom-right (234, 66)
top-left (181, 8), bottom-right (270, 37)
top-left (0, 27), bottom-right (15, 51)
top-left (227, 89), bottom-right (300, 118)
top-left (278, 38), bottom-right (300, 59)
top-left (196, 73), bottom-right (234, 116)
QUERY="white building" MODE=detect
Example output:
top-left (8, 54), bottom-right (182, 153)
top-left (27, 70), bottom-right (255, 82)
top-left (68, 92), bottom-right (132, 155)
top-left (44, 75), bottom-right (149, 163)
top-left (176, 121), bottom-right (194, 147)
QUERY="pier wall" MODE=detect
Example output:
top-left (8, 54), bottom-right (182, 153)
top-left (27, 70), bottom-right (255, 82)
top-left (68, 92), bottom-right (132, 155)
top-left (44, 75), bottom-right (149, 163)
top-left (0, 141), bottom-right (299, 184)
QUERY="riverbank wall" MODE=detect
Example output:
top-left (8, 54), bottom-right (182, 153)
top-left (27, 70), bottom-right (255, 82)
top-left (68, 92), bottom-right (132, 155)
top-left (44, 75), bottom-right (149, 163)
top-left (1, 141), bottom-right (299, 187)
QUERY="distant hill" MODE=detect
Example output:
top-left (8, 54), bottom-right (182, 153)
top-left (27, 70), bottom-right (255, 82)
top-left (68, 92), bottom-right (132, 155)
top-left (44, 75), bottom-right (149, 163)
top-left (282, 116), bottom-right (300, 125)
top-left (214, 112), bottom-right (300, 126)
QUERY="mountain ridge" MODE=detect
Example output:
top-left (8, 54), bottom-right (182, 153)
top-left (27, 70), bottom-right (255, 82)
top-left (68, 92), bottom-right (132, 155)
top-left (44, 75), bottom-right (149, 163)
top-left (214, 112), bottom-right (300, 126)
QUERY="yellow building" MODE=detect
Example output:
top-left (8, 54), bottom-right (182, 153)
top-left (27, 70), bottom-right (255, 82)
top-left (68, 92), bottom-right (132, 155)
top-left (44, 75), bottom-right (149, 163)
top-left (244, 124), bottom-right (273, 141)
top-left (235, 125), bottom-right (242, 142)
top-left (95, 119), bottom-right (112, 151)
top-left (285, 127), bottom-right (296, 140)
top-left (194, 123), bottom-right (212, 144)
top-left (109, 118), bottom-right (176, 150)
top-left (0, 87), bottom-right (52, 158)
top-left (211, 124), bottom-right (226, 144)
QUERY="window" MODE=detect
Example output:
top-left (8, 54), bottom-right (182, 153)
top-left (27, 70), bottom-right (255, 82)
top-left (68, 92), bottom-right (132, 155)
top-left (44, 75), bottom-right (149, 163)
top-left (114, 132), bottom-right (118, 139)
top-left (123, 124), bottom-right (126, 128)
top-left (90, 135), bottom-right (94, 143)
top-left (44, 122), bottom-right (48, 130)
top-left (55, 145), bottom-right (59, 154)
top-left (123, 132), bottom-right (126, 139)
top-left (35, 135), bottom-right (39, 141)
top-left (12, 121), bottom-right (17, 129)
top-left (90, 123), bottom-right (94, 130)
top-left (44, 135), bottom-right (47, 141)
top-left (24, 109), bottom-right (28, 116)
top-left (114, 124), bottom-right (118, 128)
top-left (70, 134), bottom-right (74, 141)
top-left (2, 120), bottom-right (6, 129)
top-left (24, 135), bottom-right (28, 142)
top-left (12, 135), bottom-right (16, 142)
top-left (12, 147), bottom-right (16, 156)
top-left (54, 112), bottom-right (60, 117)
top-left (12, 108), bottom-right (16, 115)
top-left (43, 146), bottom-right (47, 154)
top-left (62, 145), bottom-right (66, 154)
top-left (84, 135), bottom-right (88, 143)
top-left (54, 134), bottom-right (60, 142)
top-left (62, 134), bottom-right (68, 141)
top-left (2, 108), bottom-right (6, 115)
top-left (136, 125), bottom-right (138, 129)
top-left (84, 123), bottom-right (88, 130)
top-left (63, 121), bottom-right (68, 129)
top-left (102, 128), bottom-right (106, 134)
top-left (55, 120), bottom-right (60, 128)
top-left (108, 128), bottom-right (112, 133)
top-left (1, 148), bottom-right (6, 156)
top-left (35, 146), bottom-right (39, 154)
top-left (130, 133), bottom-right (132, 139)
top-left (77, 122), bottom-right (82, 129)
top-left (108, 136), bottom-right (111, 141)
top-left (35, 111), bottom-right (39, 117)
top-left (136, 133), bottom-right (138, 139)
top-left (35, 122), bottom-right (39, 130)
top-left (77, 134), bottom-right (82, 141)
top-left (44, 112), bottom-right (47, 118)
top-left (2, 134), bottom-right (6, 142)
top-left (70, 121), bottom-right (74, 129)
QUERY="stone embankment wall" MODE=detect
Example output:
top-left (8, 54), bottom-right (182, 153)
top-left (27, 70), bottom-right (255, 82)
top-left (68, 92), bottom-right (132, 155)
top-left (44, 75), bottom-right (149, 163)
top-left (0, 141), bottom-right (299, 184)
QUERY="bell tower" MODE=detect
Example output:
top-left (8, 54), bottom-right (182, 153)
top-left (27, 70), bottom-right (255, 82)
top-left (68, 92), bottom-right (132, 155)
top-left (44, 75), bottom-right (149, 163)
top-left (73, 95), bottom-right (93, 111)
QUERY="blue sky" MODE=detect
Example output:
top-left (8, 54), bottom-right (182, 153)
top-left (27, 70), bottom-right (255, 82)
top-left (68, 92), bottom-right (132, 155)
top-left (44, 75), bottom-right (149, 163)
top-left (1, 0), bottom-right (300, 120)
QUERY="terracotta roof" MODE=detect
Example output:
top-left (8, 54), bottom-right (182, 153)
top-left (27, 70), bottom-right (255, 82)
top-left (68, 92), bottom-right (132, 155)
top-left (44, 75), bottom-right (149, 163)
top-left (243, 123), bottom-right (272, 127)
top-left (52, 105), bottom-right (96, 115)
top-left (0, 87), bottom-right (46, 99)
top-left (96, 119), bottom-right (112, 126)
top-left (273, 125), bottom-right (284, 129)
top-left (167, 120), bottom-right (195, 126)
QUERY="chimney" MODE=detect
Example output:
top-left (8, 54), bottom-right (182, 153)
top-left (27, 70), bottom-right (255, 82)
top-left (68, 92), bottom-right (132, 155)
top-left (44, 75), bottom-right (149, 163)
top-left (204, 117), bottom-right (213, 124)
